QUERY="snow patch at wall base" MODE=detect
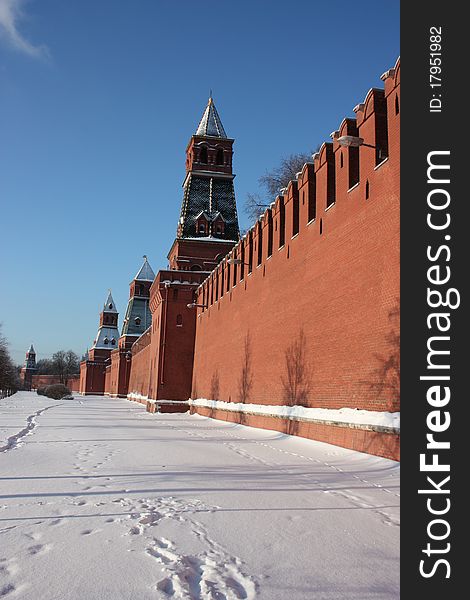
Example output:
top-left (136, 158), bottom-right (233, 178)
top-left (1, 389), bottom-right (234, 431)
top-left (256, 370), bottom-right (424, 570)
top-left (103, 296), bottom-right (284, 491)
top-left (189, 398), bottom-right (400, 434)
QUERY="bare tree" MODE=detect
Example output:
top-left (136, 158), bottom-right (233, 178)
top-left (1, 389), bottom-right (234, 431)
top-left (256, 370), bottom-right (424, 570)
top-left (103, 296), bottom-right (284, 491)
top-left (244, 192), bottom-right (269, 224)
top-left (36, 358), bottom-right (54, 374)
top-left (238, 332), bottom-right (253, 404)
top-left (0, 325), bottom-right (20, 394)
top-left (281, 328), bottom-right (311, 407)
top-left (52, 350), bottom-right (80, 385)
top-left (244, 151), bottom-right (315, 222)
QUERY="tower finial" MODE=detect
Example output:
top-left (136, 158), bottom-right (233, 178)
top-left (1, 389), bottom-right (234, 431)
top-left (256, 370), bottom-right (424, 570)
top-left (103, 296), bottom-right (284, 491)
top-left (143, 254), bottom-right (147, 261)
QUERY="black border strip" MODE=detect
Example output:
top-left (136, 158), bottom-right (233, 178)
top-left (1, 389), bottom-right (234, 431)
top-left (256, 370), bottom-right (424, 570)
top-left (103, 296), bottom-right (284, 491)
top-left (401, 2), bottom-right (464, 596)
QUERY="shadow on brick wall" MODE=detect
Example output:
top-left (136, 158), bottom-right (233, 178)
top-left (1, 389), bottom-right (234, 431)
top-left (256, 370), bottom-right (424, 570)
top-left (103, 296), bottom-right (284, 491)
top-left (362, 301), bottom-right (400, 412)
top-left (281, 327), bottom-right (312, 436)
top-left (238, 332), bottom-right (253, 425)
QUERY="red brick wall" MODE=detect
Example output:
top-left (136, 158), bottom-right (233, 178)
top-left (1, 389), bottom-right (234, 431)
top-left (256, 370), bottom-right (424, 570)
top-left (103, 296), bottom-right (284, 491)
top-left (106, 349), bottom-right (132, 397)
top-left (190, 62), bottom-right (400, 458)
top-left (104, 365), bottom-right (111, 395)
top-left (127, 329), bottom-right (152, 399)
top-left (146, 271), bottom-right (205, 401)
top-left (31, 374), bottom-right (80, 391)
top-left (68, 377), bottom-right (80, 392)
top-left (79, 360), bottom-right (106, 395)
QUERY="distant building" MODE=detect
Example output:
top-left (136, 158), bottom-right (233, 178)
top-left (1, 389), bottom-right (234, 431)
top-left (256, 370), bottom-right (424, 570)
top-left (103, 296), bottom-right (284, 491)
top-left (20, 344), bottom-right (37, 391)
top-left (20, 344), bottom-right (80, 391)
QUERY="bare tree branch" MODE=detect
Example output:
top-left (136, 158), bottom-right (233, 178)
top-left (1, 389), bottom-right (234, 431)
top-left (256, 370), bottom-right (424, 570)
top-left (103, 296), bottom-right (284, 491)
top-left (244, 150), bottom-right (317, 223)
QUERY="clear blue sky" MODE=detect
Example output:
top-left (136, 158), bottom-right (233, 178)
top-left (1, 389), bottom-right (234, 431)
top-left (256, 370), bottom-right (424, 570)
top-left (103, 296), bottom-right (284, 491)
top-left (0, 0), bottom-right (399, 365)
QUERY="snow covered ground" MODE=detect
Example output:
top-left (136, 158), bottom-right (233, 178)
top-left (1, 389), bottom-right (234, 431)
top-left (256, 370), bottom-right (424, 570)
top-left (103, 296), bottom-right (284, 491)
top-left (0, 392), bottom-right (399, 599)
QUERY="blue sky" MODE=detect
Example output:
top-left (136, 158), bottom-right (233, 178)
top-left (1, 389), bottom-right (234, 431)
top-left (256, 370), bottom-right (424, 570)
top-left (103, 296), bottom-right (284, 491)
top-left (0, 0), bottom-right (399, 365)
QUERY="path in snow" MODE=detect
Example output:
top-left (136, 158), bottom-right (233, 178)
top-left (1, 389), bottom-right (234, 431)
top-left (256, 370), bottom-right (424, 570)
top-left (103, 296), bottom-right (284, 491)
top-left (0, 392), bottom-right (399, 599)
top-left (0, 404), bottom-right (61, 454)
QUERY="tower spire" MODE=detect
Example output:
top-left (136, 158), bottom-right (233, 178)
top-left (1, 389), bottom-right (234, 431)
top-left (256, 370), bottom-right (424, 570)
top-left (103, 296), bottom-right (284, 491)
top-left (120, 257), bottom-right (154, 347)
top-left (90, 291), bottom-right (120, 351)
top-left (195, 96), bottom-right (227, 138)
top-left (133, 255), bottom-right (155, 282)
top-left (175, 97), bottom-right (239, 242)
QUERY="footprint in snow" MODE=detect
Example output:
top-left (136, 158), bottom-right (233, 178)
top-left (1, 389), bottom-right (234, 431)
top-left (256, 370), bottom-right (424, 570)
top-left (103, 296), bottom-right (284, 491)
top-left (24, 531), bottom-right (42, 542)
top-left (147, 538), bottom-right (256, 600)
top-left (0, 583), bottom-right (16, 597)
top-left (49, 519), bottom-right (66, 527)
top-left (27, 544), bottom-right (52, 556)
top-left (127, 526), bottom-right (143, 536)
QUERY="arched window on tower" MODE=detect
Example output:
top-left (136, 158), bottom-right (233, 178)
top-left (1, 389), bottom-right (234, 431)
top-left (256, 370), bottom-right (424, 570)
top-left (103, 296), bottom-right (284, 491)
top-left (213, 218), bottom-right (225, 237)
top-left (196, 214), bottom-right (209, 235)
top-left (216, 148), bottom-right (224, 165)
top-left (199, 146), bottom-right (208, 164)
top-left (176, 314), bottom-right (183, 327)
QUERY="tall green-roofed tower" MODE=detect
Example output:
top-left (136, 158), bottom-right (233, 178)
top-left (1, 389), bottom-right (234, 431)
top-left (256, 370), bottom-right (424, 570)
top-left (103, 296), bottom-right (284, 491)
top-left (167, 97), bottom-right (239, 272)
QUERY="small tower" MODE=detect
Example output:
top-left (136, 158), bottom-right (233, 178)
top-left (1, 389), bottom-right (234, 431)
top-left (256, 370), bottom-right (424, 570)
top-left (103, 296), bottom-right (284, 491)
top-left (25, 344), bottom-right (36, 369)
top-left (168, 96), bottom-right (240, 271)
top-left (89, 291), bottom-right (120, 361)
top-left (120, 256), bottom-right (155, 349)
top-left (21, 344), bottom-right (37, 391)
